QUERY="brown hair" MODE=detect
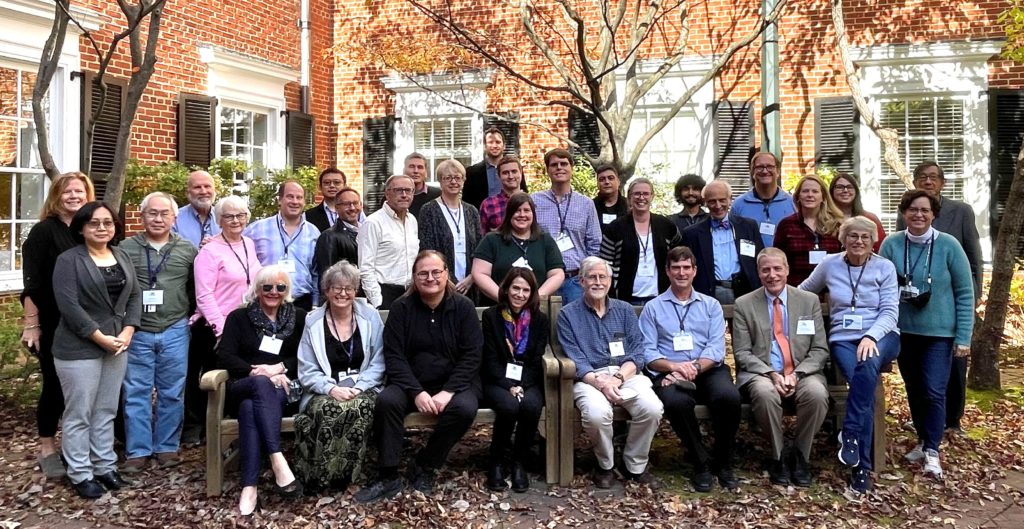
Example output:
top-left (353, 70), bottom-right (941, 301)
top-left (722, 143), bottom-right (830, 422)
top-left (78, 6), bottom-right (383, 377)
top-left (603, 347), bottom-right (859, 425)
top-left (497, 267), bottom-right (540, 313)
top-left (408, 249), bottom-right (457, 298)
top-left (793, 174), bottom-right (844, 236)
top-left (41, 172), bottom-right (96, 220)
top-left (544, 148), bottom-right (573, 167)
top-left (666, 245), bottom-right (697, 268)
top-left (898, 189), bottom-right (942, 218)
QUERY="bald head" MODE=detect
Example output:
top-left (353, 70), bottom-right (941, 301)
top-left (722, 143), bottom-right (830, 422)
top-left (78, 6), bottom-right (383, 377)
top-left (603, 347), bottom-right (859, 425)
top-left (187, 170), bottom-right (216, 212)
top-left (702, 180), bottom-right (733, 220)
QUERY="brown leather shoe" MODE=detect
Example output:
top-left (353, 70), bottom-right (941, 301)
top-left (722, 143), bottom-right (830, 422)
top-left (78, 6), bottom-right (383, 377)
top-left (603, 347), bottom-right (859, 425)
top-left (155, 452), bottom-right (182, 469)
top-left (626, 470), bottom-right (663, 490)
top-left (120, 457), bottom-right (149, 474)
top-left (592, 468), bottom-right (615, 489)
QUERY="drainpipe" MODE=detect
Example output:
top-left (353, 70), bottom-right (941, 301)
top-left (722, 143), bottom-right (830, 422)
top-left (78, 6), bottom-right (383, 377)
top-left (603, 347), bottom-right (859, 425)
top-left (299, 0), bottom-right (311, 113)
top-left (761, 0), bottom-right (780, 158)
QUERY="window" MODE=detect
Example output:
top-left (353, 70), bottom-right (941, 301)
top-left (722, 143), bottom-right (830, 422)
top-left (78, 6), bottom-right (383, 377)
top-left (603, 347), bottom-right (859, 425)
top-left (628, 106), bottom-right (703, 181)
top-left (412, 116), bottom-right (473, 181)
top-left (878, 97), bottom-right (965, 231)
top-left (218, 106), bottom-right (269, 180)
top-left (0, 63), bottom-right (48, 275)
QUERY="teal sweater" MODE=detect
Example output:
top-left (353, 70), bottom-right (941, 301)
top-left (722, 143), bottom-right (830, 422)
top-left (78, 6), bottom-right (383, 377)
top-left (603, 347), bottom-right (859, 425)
top-left (879, 231), bottom-right (974, 346)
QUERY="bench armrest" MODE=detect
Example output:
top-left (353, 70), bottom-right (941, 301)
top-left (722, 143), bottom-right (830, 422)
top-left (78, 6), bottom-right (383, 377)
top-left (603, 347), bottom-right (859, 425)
top-left (200, 369), bottom-right (229, 391)
top-left (552, 347), bottom-right (576, 381)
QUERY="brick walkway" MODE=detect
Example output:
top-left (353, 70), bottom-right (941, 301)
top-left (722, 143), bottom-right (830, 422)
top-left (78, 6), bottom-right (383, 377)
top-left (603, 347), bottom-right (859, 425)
top-left (941, 470), bottom-right (1024, 529)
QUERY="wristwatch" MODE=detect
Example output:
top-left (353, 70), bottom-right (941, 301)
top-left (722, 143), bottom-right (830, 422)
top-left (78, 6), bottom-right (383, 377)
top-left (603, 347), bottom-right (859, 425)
top-left (613, 373), bottom-right (625, 383)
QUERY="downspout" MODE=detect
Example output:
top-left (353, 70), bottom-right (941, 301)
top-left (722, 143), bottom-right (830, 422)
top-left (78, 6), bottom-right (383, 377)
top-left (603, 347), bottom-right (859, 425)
top-left (299, 0), bottom-right (311, 113)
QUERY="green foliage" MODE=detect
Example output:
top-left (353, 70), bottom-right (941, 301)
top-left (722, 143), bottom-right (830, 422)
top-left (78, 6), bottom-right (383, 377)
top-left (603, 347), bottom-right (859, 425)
top-left (1008, 266), bottom-right (1024, 307)
top-left (1000, 1), bottom-right (1024, 63)
top-left (245, 165), bottom-right (321, 220)
top-left (122, 159), bottom-right (236, 208)
top-left (0, 301), bottom-right (39, 402)
top-left (525, 156), bottom-right (598, 198)
top-left (782, 165), bottom-right (838, 193)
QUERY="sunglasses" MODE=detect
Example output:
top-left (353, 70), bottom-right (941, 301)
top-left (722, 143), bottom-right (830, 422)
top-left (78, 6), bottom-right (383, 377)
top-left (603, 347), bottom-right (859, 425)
top-left (261, 283), bottom-right (287, 293)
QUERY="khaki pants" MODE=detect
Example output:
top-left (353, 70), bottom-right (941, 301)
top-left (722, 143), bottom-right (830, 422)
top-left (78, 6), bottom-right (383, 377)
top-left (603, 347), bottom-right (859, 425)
top-left (743, 373), bottom-right (829, 461)
top-left (573, 369), bottom-right (663, 474)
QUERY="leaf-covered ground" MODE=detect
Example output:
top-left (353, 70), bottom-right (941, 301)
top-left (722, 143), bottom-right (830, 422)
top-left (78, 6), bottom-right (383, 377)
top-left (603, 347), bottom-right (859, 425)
top-left (0, 372), bottom-right (1022, 529)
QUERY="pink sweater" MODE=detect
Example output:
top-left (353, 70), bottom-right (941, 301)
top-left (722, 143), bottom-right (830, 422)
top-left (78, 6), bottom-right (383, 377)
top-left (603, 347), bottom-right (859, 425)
top-left (194, 235), bottom-right (262, 336)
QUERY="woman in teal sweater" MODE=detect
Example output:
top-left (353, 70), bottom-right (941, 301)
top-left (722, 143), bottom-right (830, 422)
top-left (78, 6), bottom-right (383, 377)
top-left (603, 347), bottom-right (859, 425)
top-left (879, 189), bottom-right (974, 480)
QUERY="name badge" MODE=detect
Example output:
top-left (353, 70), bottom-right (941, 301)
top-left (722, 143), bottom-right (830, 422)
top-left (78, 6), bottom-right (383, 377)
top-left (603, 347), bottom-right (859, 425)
top-left (555, 232), bottom-right (575, 252)
top-left (900, 285), bottom-right (920, 297)
top-left (808, 250), bottom-right (827, 265)
top-left (842, 314), bottom-right (864, 330)
top-left (739, 239), bottom-right (756, 258)
top-left (453, 234), bottom-right (466, 251)
top-left (259, 335), bottom-right (283, 355)
top-left (336, 370), bottom-right (360, 388)
top-left (797, 318), bottom-right (816, 335)
top-left (759, 222), bottom-right (776, 236)
top-left (673, 332), bottom-right (694, 351)
top-left (505, 362), bottom-right (524, 381)
top-left (609, 340), bottom-right (625, 357)
top-left (511, 256), bottom-right (532, 270)
top-left (143, 289), bottom-right (164, 313)
top-left (602, 213), bottom-right (617, 225)
top-left (278, 259), bottom-right (297, 274)
top-left (638, 261), bottom-right (655, 277)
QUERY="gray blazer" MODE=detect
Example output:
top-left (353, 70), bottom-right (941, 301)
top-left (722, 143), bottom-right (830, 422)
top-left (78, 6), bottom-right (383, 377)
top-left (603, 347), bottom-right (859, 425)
top-left (52, 245), bottom-right (142, 361)
top-left (731, 285), bottom-right (829, 389)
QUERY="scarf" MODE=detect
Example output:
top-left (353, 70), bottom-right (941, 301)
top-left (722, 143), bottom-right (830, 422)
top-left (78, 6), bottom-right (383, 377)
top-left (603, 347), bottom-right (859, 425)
top-left (906, 226), bottom-right (936, 244)
top-left (247, 301), bottom-right (297, 342)
top-left (501, 308), bottom-right (531, 360)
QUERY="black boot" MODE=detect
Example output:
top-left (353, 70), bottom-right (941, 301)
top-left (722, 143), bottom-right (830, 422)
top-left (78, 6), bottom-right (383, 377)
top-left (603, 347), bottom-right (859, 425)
top-left (510, 461), bottom-right (529, 493)
top-left (486, 461), bottom-right (508, 491)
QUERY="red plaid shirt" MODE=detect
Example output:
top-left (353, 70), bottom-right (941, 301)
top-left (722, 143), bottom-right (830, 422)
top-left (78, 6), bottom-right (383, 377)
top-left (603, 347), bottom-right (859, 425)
top-left (479, 192), bottom-right (510, 234)
top-left (773, 213), bottom-right (842, 285)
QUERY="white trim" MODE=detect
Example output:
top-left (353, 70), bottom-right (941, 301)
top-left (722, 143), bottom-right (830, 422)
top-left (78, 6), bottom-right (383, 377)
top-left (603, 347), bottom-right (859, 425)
top-left (632, 56), bottom-right (717, 75)
top-left (381, 69), bottom-right (495, 93)
top-left (198, 45), bottom-right (298, 83)
top-left (851, 40), bottom-right (1004, 67)
top-left (0, 0), bottom-right (103, 32)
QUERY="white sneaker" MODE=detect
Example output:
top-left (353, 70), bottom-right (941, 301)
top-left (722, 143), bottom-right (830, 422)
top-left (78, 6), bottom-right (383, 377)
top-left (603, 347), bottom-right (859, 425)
top-left (904, 442), bottom-right (925, 463)
top-left (923, 449), bottom-right (943, 478)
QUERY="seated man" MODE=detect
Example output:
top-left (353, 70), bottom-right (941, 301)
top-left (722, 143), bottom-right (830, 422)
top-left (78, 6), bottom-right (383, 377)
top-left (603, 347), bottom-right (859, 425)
top-left (732, 248), bottom-right (830, 487)
top-left (639, 246), bottom-right (741, 492)
top-left (557, 256), bottom-right (664, 489)
top-left (354, 250), bottom-right (482, 503)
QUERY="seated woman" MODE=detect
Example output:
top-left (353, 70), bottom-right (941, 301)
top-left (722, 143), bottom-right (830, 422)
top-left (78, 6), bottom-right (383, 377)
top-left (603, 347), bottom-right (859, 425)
top-left (295, 260), bottom-right (385, 491)
top-left (217, 265), bottom-right (308, 515)
top-left (481, 268), bottom-right (550, 493)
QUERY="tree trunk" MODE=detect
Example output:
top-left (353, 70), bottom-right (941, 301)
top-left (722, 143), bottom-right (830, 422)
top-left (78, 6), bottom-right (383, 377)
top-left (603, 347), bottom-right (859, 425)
top-left (31, 1), bottom-right (71, 180)
top-left (968, 142), bottom-right (1024, 389)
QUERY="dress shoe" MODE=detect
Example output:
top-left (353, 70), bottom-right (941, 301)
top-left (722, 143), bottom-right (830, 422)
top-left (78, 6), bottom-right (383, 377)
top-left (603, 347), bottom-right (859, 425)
top-left (486, 462), bottom-right (508, 491)
top-left (625, 470), bottom-right (663, 490)
top-left (121, 456), bottom-right (149, 474)
top-left (592, 468), bottom-right (615, 489)
top-left (353, 476), bottom-right (403, 504)
top-left (510, 462), bottom-right (529, 493)
top-left (789, 451), bottom-right (813, 487)
top-left (691, 468), bottom-right (714, 493)
top-left (767, 459), bottom-right (790, 486)
top-left (407, 462), bottom-right (436, 495)
top-left (716, 466), bottom-right (739, 490)
top-left (95, 471), bottom-right (131, 490)
top-left (70, 478), bottom-right (105, 499)
top-left (155, 452), bottom-right (182, 469)
top-left (272, 478), bottom-right (303, 498)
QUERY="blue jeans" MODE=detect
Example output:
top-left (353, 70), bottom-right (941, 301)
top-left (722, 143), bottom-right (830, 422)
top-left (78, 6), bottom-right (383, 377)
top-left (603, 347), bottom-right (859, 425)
top-left (122, 318), bottom-right (190, 458)
top-left (831, 332), bottom-right (900, 470)
top-left (898, 333), bottom-right (954, 451)
top-left (558, 275), bottom-right (582, 305)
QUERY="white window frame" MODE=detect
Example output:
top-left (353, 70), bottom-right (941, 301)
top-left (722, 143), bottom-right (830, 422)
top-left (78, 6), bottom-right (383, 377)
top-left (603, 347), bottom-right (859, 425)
top-left (216, 102), bottom-right (271, 181)
top-left (409, 114), bottom-right (474, 182)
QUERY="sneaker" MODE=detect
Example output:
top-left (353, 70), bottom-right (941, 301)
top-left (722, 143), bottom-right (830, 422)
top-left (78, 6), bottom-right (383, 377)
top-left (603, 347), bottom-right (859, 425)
top-left (904, 442), bottom-right (925, 463)
top-left (923, 449), bottom-right (943, 478)
top-left (838, 431), bottom-right (860, 467)
top-left (353, 476), bottom-right (403, 504)
top-left (902, 420), bottom-right (916, 433)
top-left (716, 466), bottom-right (739, 490)
top-left (849, 467), bottom-right (872, 494)
top-left (120, 457), bottom-right (149, 474)
top-left (691, 468), bottom-right (713, 493)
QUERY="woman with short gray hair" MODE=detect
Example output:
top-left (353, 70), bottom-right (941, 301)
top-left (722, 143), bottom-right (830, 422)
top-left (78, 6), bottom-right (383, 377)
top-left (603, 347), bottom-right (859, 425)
top-left (418, 159), bottom-right (481, 298)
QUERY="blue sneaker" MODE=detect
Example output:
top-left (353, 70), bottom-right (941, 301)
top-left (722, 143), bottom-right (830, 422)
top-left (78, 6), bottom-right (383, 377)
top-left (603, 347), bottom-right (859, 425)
top-left (849, 466), bottom-right (872, 494)
top-left (838, 431), bottom-right (860, 467)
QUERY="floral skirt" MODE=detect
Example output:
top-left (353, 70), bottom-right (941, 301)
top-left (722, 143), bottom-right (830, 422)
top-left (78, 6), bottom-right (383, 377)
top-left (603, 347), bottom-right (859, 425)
top-left (293, 393), bottom-right (376, 488)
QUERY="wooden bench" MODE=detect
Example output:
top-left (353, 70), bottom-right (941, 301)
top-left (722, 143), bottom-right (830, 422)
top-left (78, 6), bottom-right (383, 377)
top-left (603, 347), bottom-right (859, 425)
top-left (545, 298), bottom-right (888, 485)
top-left (201, 305), bottom-right (563, 497)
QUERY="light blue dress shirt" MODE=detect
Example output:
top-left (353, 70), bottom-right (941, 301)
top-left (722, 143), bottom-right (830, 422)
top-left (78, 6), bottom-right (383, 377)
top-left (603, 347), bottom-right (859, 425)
top-left (765, 288), bottom-right (789, 373)
top-left (639, 289), bottom-right (726, 367)
top-left (244, 214), bottom-right (322, 303)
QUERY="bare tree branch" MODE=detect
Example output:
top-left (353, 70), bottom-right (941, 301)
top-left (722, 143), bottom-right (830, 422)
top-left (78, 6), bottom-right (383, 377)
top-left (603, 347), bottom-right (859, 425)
top-left (31, 0), bottom-right (70, 180)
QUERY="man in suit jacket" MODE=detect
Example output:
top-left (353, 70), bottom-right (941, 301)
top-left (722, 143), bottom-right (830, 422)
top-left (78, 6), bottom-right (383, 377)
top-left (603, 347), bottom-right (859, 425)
top-left (304, 168), bottom-right (347, 232)
top-left (732, 248), bottom-right (829, 487)
top-left (464, 127), bottom-right (527, 209)
top-left (681, 180), bottom-right (763, 305)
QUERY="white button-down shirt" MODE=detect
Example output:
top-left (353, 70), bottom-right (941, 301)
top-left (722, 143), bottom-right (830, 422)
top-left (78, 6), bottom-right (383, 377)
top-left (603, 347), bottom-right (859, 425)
top-left (357, 202), bottom-right (419, 307)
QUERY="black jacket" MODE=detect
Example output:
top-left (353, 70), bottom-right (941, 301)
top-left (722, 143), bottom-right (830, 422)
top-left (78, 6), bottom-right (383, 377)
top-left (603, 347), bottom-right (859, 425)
top-left (304, 203), bottom-right (334, 233)
top-left (314, 221), bottom-right (359, 277)
top-left (216, 305), bottom-right (307, 380)
top-left (480, 306), bottom-right (550, 390)
top-left (681, 213), bottom-right (764, 298)
top-left (598, 214), bottom-right (681, 300)
top-left (464, 160), bottom-right (527, 209)
top-left (21, 216), bottom-right (77, 331)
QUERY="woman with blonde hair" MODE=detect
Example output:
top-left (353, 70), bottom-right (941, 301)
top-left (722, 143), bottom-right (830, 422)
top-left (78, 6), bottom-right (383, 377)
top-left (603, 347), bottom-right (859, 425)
top-left (773, 174), bottom-right (844, 285)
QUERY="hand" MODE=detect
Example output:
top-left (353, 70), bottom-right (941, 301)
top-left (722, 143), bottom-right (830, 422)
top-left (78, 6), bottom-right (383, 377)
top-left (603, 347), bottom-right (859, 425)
top-left (432, 390), bottom-right (454, 413)
top-left (329, 386), bottom-right (358, 402)
top-left (509, 386), bottom-right (524, 400)
top-left (414, 391), bottom-right (439, 415)
top-left (661, 372), bottom-right (677, 387)
top-left (97, 334), bottom-right (122, 354)
top-left (250, 364), bottom-right (282, 377)
top-left (601, 383), bottom-right (622, 404)
top-left (116, 328), bottom-right (135, 352)
top-left (674, 362), bottom-right (698, 381)
top-left (199, 236), bottom-right (213, 249)
top-left (856, 337), bottom-right (879, 363)
top-left (21, 327), bottom-right (41, 354)
top-left (955, 345), bottom-right (970, 358)
top-left (769, 372), bottom-right (790, 397)
top-left (454, 276), bottom-right (474, 294)
top-left (270, 373), bottom-right (291, 394)
top-left (782, 373), bottom-right (798, 397)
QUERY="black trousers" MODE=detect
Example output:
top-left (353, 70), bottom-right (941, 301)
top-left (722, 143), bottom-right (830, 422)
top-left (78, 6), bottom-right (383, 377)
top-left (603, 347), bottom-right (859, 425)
top-left (484, 384), bottom-right (543, 462)
top-left (36, 325), bottom-right (64, 438)
top-left (945, 355), bottom-right (968, 429)
top-left (293, 293), bottom-right (313, 312)
top-left (378, 284), bottom-right (406, 310)
top-left (182, 320), bottom-right (217, 440)
top-left (374, 385), bottom-right (478, 470)
top-left (653, 364), bottom-right (741, 470)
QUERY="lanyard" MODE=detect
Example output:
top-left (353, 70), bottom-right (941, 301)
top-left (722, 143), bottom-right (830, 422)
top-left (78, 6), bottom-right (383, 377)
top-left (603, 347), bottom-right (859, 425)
top-left (443, 202), bottom-right (463, 235)
top-left (671, 300), bottom-right (695, 333)
top-left (846, 254), bottom-right (869, 311)
top-left (761, 187), bottom-right (780, 219)
top-left (193, 208), bottom-right (212, 237)
top-left (903, 234), bottom-right (934, 287)
top-left (324, 204), bottom-right (338, 227)
top-left (812, 231), bottom-right (821, 250)
top-left (553, 191), bottom-right (573, 234)
top-left (637, 229), bottom-right (651, 260)
top-left (327, 306), bottom-right (357, 360)
top-left (512, 236), bottom-right (529, 256)
top-left (223, 234), bottom-right (252, 286)
top-left (277, 216), bottom-right (305, 258)
top-left (143, 240), bottom-right (176, 289)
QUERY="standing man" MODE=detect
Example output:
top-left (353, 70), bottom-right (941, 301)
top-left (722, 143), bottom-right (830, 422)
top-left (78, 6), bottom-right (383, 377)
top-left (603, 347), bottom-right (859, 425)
top-left (681, 180), bottom-right (763, 305)
top-left (731, 152), bottom-right (795, 247)
top-left (358, 175), bottom-right (420, 309)
top-left (305, 167), bottom-right (347, 233)
top-left (314, 187), bottom-right (362, 278)
top-left (405, 153), bottom-right (441, 217)
top-left (120, 193), bottom-right (197, 472)
top-left (732, 248), bottom-right (830, 487)
top-left (244, 180), bottom-right (321, 310)
top-left (640, 246), bottom-right (740, 492)
top-left (479, 155), bottom-right (525, 234)
top-left (593, 165), bottom-right (627, 233)
top-left (557, 256), bottom-right (664, 489)
top-left (465, 127), bottom-right (526, 208)
top-left (669, 174), bottom-right (709, 234)
top-left (897, 161), bottom-right (982, 436)
top-left (173, 170), bottom-right (221, 247)
top-left (532, 148), bottom-right (602, 304)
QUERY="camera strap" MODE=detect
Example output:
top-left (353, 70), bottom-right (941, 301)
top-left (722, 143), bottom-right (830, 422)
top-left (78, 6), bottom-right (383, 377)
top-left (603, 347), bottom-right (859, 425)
top-left (903, 234), bottom-right (934, 288)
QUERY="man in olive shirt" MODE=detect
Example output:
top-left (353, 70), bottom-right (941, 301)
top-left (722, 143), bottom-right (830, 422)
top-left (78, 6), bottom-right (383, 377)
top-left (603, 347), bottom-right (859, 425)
top-left (119, 192), bottom-right (198, 472)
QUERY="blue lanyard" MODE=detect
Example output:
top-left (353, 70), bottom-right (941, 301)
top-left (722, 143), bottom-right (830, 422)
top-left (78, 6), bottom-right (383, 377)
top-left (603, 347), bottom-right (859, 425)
top-left (903, 234), bottom-right (934, 286)
top-left (143, 240), bottom-right (176, 289)
top-left (553, 191), bottom-right (572, 234)
top-left (327, 306), bottom-right (357, 360)
top-left (672, 300), bottom-right (695, 332)
top-left (324, 204), bottom-right (338, 227)
top-left (277, 216), bottom-right (305, 258)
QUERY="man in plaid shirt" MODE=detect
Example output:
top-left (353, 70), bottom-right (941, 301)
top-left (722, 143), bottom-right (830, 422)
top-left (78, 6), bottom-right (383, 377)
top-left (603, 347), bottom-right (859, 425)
top-left (479, 155), bottom-right (525, 234)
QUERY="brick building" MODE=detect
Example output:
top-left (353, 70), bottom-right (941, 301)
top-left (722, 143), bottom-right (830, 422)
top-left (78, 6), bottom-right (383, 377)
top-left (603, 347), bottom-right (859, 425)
top-left (0, 0), bottom-right (1021, 297)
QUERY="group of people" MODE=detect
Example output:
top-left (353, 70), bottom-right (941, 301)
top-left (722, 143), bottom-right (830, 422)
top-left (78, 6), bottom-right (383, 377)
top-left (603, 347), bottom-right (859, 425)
top-left (18, 132), bottom-right (978, 512)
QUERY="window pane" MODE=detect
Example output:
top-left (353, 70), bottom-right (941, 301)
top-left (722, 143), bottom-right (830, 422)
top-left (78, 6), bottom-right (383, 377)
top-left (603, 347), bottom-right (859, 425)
top-left (0, 66), bottom-right (16, 117)
top-left (905, 100), bottom-right (933, 136)
top-left (235, 145), bottom-right (250, 161)
top-left (0, 223), bottom-right (11, 271)
top-left (253, 113), bottom-right (267, 145)
top-left (0, 173), bottom-right (11, 220)
top-left (235, 110), bottom-right (251, 145)
top-left (0, 120), bottom-right (15, 167)
top-left (453, 119), bottom-right (472, 149)
top-left (219, 107), bottom-right (234, 145)
top-left (413, 122), bottom-right (432, 150)
top-left (17, 173), bottom-right (45, 219)
top-left (19, 71), bottom-right (37, 121)
top-left (220, 144), bottom-right (234, 157)
top-left (936, 100), bottom-right (963, 136)
top-left (936, 138), bottom-right (964, 175)
top-left (880, 101), bottom-right (905, 130)
top-left (434, 120), bottom-right (452, 149)
top-left (21, 120), bottom-right (41, 169)
top-left (16, 221), bottom-right (34, 270)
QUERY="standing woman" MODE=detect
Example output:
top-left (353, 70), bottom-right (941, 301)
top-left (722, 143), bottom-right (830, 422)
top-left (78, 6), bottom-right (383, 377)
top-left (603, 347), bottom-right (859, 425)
top-left (217, 266), bottom-right (307, 515)
top-left (880, 190), bottom-right (973, 479)
top-left (773, 175), bottom-right (844, 285)
top-left (829, 173), bottom-right (885, 252)
top-left (598, 177), bottom-right (681, 304)
top-left (472, 192), bottom-right (565, 304)
top-left (295, 261), bottom-right (385, 491)
top-left (482, 268), bottom-right (550, 493)
top-left (52, 201), bottom-right (141, 498)
top-left (418, 159), bottom-right (482, 297)
top-left (21, 172), bottom-right (95, 479)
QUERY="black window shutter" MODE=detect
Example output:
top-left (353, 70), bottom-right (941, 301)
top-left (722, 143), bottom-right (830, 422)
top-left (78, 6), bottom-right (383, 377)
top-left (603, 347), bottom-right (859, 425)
top-left (177, 93), bottom-right (216, 169)
top-left (362, 116), bottom-right (396, 216)
top-left (989, 89), bottom-right (1024, 253)
top-left (286, 110), bottom-right (316, 168)
top-left (80, 71), bottom-right (127, 200)
top-left (815, 96), bottom-right (859, 175)
top-left (483, 112), bottom-right (520, 155)
top-left (568, 108), bottom-right (601, 158)
top-left (712, 100), bottom-right (755, 195)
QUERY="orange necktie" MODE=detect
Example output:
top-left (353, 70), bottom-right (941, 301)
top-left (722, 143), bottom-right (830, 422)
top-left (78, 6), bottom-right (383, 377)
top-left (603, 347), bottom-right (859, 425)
top-left (773, 297), bottom-right (795, 375)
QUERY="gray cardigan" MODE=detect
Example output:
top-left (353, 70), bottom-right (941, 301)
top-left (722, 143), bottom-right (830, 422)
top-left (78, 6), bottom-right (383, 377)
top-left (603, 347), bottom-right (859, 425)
top-left (296, 299), bottom-right (385, 411)
top-left (417, 198), bottom-right (481, 282)
top-left (52, 245), bottom-right (143, 361)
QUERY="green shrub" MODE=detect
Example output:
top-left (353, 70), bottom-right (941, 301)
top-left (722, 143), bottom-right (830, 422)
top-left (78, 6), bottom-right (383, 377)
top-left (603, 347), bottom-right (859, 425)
top-left (245, 166), bottom-right (321, 220)
top-left (123, 159), bottom-right (238, 208)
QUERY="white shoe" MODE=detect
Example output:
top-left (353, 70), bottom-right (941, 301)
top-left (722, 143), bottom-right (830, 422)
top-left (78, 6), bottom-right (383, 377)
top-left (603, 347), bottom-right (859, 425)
top-left (923, 449), bottom-right (943, 478)
top-left (904, 442), bottom-right (925, 463)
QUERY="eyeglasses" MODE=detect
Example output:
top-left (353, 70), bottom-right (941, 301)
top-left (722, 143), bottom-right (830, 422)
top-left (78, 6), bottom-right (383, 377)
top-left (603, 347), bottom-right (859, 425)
top-left (439, 175), bottom-right (464, 183)
top-left (86, 220), bottom-right (115, 229)
top-left (845, 233), bottom-right (872, 241)
top-left (261, 283), bottom-right (287, 293)
top-left (221, 213), bottom-right (248, 222)
top-left (338, 201), bottom-right (361, 208)
top-left (914, 175), bottom-right (942, 182)
top-left (389, 187), bottom-right (414, 195)
top-left (833, 184), bottom-right (855, 191)
top-left (143, 210), bottom-right (174, 220)
top-left (630, 191), bottom-right (652, 198)
top-left (321, 179), bottom-right (345, 188)
top-left (329, 285), bottom-right (356, 295)
top-left (906, 207), bottom-right (932, 215)
top-left (753, 164), bottom-right (777, 172)
top-left (415, 269), bottom-right (446, 280)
